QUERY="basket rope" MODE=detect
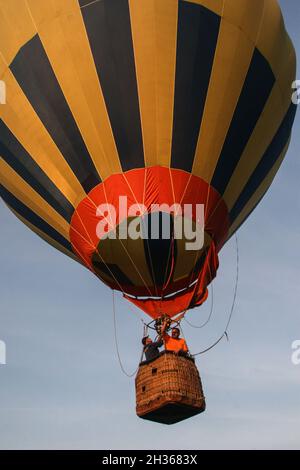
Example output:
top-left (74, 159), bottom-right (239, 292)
top-left (191, 234), bottom-right (239, 356)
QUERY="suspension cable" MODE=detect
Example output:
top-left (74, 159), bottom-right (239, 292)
top-left (192, 233), bottom-right (239, 356)
top-left (182, 239), bottom-right (215, 328)
top-left (183, 279), bottom-right (214, 329)
top-left (112, 290), bottom-right (143, 377)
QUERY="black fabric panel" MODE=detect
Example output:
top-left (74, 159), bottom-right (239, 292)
top-left (92, 259), bottom-right (135, 287)
top-left (0, 184), bottom-right (73, 252)
top-left (192, 251), bottom-right (207, 278)
top-left (230, 103), bottom-right (297, 223)
top-left (171, 1), bottom-right (221, 172)
top-left (211, 49), bottom-right (275, 195)
top-left (10, 35), bottom-right (101, 193)
top-left (143, 212), bottom-right (177, 289)
top-left (0, 120), bottom-right (74, 223)
top-left (80, 0), bottom-right (145, 171)
top-left (78, 0), bottom-right (91, 7)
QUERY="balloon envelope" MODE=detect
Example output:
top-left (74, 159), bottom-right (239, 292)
top-left (0, 0), bottom-right (297, 318)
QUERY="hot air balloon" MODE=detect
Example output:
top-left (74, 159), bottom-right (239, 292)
top-left (0, 0), bottom-right (297, 424)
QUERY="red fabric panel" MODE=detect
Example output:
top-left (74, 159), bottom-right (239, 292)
top-left (70, 167), bottom-right (229, 264)
top-left (69, 166), bottom-right (228, 317)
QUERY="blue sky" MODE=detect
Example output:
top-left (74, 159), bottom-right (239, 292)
top-left (0, 0), bottom-right (299, 450)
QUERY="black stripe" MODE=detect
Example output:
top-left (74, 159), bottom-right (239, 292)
top-left (171, 1), bottom-right (220, 172)
top-left (211, 49), bottom-right (275, 195)
top-left (10, 35), bottom-right (101, 193)
top-left (230, 103), bottom-right (297, 223)
top-left (0, 120), bottom-right (74, 223)
top-left (0, 185), bottom-right (73, 252)
top-left (192, 251), bottom-right (207, 277)
top-left (78, 0), bottom-right (91, 7)
top-left (80, 0), bottom-right (144, 171)
top-left (92, 258), bottom-right (134, 288)
top-left (143, 212), bottom-right (177, 289)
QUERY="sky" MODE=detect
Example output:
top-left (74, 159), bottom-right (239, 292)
top-left (0, 0), bottom-right (299, 451)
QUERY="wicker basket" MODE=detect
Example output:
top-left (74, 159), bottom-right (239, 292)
top-left (135, 351), bottom-right (205, 424)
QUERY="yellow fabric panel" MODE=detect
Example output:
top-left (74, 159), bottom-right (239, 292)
top-left (173, 231), bottom-right (212, 282)
top-left (0, 0), bottom-right (36, 68)
top-left (185, 0), bottom-right (265, 38)
top-left (192, 19), bottom-right (256, 181)
top-left (277, 36), bottom-right (297, 106)
top-left (187, 1), bottom-right (295, 102)
top-left (192, 0), bottom-right (295, 193)
top-left (129, 0), bottom-right (157, 167)
top-left (25, 0), bottom-right (122, 180)
top-left (227, 138), bottom-right (290, 238)
top-left (183, 0), bottom-right (224, 16)
top-left (0, 158), bottom-right (70, 240)
top-left (223, 84), bottom-right (288, 211)
top-left (97, 235), bottom-right (153, 290)
top-left (222, 0), bottom-right (265, 44)
top-left (7, 205), bottom-right (79, 264)
top-left (152, 0), bottom-right (178, 168)
top-left (121, 232), bottom-right (156, 289)
top-left (0, 64), bottom-right (85, 207)
top-left (256, 0), bottom-right (296, 97)
top-left (129, 0), bottom-right (178, 167)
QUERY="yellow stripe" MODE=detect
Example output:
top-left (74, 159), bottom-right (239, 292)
top-left (256, 0), bottom-right (296, 102)
top-left (222, 0), bottom-right (265, 44)
top-left (26, 0), bottom-right (122, 180)
top-left (6, 204), bottom-right (80, 264)
top-left (185, 0), bottom-right (266, 41)
top-left (223, 85), bottom-right (289, 210)
top-left (218, 0), bottom-right (296, 93)
top-left (0, 64), bottom-right (86, 207)
top-left (129, 0), bottom-right (157, 167)
top-left (192, 16), bottom-right (259, 181)
top-left (173, 231), bottom-right (212, 282)
top-left (0, 158), bottom-right (70, 240)
top-left (222, 2), bottom-right (296, 210)
top-left (97, 235), bottom-right (153, 288)
top-left (0, 0), bottom-right (35, 69)
top-left (192, 0), bottom-right (296, 185)
top-left (129, 0), bottom-right (178, 167)
top-left (227, 138), bottom-right (290, 239)
top-left (121, 235), bottom-right (155, 288)
top-left (188, 1), bottom-right (295, 94)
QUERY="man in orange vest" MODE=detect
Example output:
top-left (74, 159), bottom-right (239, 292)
top-left (162, 324), bottom-right (189, 355)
